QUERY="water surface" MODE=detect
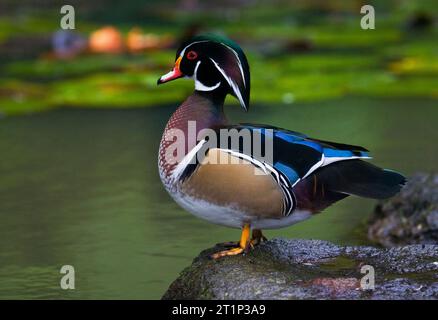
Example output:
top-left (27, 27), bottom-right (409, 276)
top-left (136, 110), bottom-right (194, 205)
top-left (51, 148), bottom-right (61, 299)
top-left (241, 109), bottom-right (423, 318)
top-left (0, 97), bottom-right (436, 299)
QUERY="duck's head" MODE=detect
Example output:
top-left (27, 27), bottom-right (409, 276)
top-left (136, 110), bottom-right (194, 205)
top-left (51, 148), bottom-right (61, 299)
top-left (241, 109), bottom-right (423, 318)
top-left (157, 34), bottom-right (250, 111)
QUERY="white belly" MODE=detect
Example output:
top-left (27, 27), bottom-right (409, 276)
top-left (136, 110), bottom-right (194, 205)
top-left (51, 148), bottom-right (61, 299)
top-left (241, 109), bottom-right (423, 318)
top-left (171, 191), bottom-right (312, 230)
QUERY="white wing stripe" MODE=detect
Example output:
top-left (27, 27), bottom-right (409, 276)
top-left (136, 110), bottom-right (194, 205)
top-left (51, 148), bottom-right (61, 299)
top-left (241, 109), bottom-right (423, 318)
top-left (323, 155), bottom-right (371, 166)
top-left (301, 154), bottom-right (372, 181)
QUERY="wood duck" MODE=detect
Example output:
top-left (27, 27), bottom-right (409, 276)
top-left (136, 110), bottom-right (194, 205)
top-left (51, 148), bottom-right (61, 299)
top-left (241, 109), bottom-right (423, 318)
top-left (157, 34), bottom-right (405, 259)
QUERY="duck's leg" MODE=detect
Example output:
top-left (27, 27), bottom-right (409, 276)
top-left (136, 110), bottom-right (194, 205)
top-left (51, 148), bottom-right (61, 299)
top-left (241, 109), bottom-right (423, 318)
top-left (211, 224), bottom-right (250, 259)
top-left (250, 229), bottom-right (267, 247)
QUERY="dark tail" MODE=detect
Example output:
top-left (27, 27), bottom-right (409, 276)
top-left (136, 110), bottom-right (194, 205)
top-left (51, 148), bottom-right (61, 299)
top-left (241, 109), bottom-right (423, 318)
top-left (316, 159), bottom-right (406, 199)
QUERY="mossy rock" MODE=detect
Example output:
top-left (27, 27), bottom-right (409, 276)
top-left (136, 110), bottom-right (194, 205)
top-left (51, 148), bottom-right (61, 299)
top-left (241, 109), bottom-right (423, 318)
top-left (163, 239), bottom-right (438, 300)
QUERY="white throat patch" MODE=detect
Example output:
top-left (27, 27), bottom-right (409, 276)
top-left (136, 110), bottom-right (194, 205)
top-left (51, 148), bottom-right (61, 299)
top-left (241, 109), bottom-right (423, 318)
top-left (193, 61), bottom-right (221, 92)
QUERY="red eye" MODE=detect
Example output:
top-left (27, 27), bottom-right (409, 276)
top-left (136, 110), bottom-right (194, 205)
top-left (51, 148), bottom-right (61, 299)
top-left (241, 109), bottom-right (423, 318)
top-left (186, 50), bottom-right (198, 60)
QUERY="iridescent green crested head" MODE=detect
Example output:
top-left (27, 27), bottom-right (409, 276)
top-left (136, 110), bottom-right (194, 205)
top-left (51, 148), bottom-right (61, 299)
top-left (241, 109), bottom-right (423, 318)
top-left (157, 33), bottom-right (251, 111)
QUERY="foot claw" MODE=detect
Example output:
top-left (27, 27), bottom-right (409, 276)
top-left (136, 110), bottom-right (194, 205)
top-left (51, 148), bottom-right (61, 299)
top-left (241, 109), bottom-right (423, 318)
top-left (212, 224), bottom-right (252, 259)
top-left (211, 247), bottom-right (244, 259)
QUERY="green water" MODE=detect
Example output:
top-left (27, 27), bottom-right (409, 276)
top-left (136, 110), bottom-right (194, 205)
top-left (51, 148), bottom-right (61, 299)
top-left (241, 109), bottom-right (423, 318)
top-left (0, 97), bottom-right (437, 299)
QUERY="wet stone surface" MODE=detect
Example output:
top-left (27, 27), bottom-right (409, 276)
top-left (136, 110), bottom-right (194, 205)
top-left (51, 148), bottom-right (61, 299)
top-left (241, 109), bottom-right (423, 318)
top-left (163, 239), bottom-right (438, 300)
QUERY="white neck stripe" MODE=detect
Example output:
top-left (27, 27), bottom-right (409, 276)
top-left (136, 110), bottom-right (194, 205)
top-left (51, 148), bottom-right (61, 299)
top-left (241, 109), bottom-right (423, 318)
top-left (220, 43), bottom-right (246, 88)
top-left (209, 58), bottom-right (246, 110)
top-left (193, 61), bottom-right (221, 91)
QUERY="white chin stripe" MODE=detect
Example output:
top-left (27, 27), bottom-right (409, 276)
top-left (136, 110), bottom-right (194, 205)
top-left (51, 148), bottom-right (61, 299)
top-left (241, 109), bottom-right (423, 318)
top-left (194, 60), bottom-right (221, 91)
top-left (195, 80), bottom-right (221, 91)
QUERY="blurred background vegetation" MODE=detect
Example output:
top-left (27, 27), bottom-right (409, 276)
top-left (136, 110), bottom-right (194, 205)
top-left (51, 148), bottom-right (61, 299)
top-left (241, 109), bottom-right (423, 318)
top-left (0, 0), bottom-right (437, 299)
top-left (0, 0), bottom-right (436, 115)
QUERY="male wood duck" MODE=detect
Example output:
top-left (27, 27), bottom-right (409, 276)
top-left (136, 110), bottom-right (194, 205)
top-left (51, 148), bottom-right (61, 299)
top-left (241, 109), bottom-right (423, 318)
top-left (157, 34), bottom-right (405, 259)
